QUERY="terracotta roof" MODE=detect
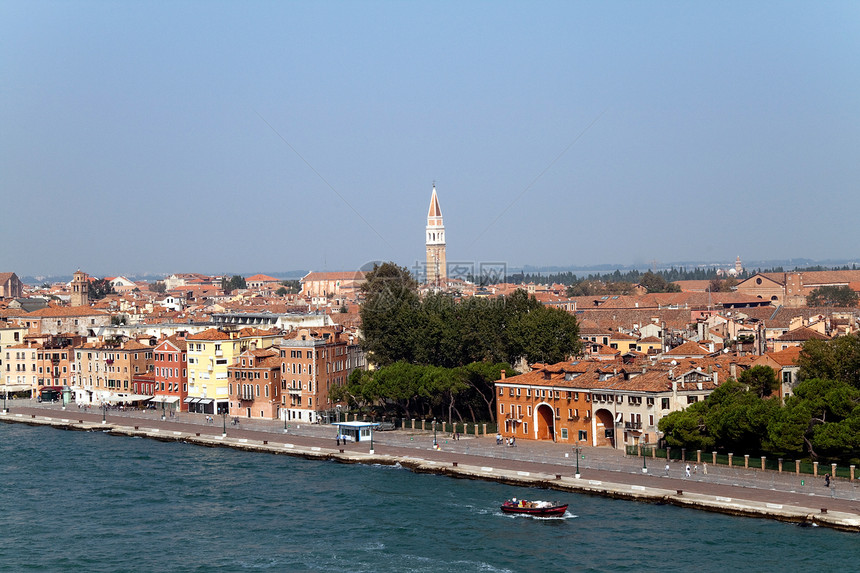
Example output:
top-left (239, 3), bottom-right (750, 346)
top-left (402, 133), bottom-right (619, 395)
top-left (776, 327), bottom-right (828, 341)
top-left (664, 341), bottom-right (712, 357)
top-left (187, 328), bottom-right (232, 341)
top-left (245, 274), bottom-right (280, 283)
top-left (25, 306), bottom-right (108, 318)
top-left (766, 346), bottom-right (802, 366)
top-left (301, 271), bottom-right (366, 282)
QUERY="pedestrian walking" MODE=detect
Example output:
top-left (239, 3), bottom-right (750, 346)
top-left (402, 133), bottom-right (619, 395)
top-left (693, 464), bottom-right (698, 475)
top-left (703, 462), bottom-right (708, 475)
top-left (825, 473), bottom-right (831, 487)
top-left (685, 464), bottom-right (691, 478)
top-left (665, 463), bottom-right (670, 477)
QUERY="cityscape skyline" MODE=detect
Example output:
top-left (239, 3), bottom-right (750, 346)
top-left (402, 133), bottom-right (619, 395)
top-left (3, 2), bottom-right (858, 277)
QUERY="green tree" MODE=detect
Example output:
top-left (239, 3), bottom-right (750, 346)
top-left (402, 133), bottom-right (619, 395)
top-left (738, 365), bottom-right (778, 398)
top-left (151, 281), bottom-right (167, 294)
top-left (771, 378), bottom-right (860, 461)
top-left (640, 271), bottom-right (681, 294)
top-left (359, 262), bottom-right (420, 367)
top-left (275, 287), bottom-right (288, 296)
top-left (221, 275), bottom-right (247, 293)
top-left (279, 279), bottom-right (301, 294)
top-left (89, 278), bottom-right (114, 300)
top-left (659, 401), bottom-right (714, 451)
top-left (806, 285), bottom-right (859, 307)
top-left (798, 335), bottom-right (860, 388)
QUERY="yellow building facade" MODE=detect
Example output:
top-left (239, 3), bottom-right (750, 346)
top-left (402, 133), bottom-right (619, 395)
top-left (185, 327), bottom-right (280, 415)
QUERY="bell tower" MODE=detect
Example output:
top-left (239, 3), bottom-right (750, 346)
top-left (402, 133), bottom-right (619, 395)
top-left (70, 270), bottom-right (89, 307)
top-left (425, 185), bottom-right (447, 285)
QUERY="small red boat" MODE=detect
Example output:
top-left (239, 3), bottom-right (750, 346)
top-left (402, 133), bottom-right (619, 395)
top-left (500, 498), bottom-right (568, 517)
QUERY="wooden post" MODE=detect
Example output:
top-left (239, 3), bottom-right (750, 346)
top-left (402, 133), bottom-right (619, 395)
top-left (831, 463), bottom-right (837, 479)
top-left (813, 461), bottom-right (819, 476)
top-left (744, 454), bottom-right (749, 469)
top-left (728, 453), bottom-right (733, 468)
top-left (712, 451), bottom-right (717, 465)
top-left (851, 465), bottom-right (855, 481)
top-left (681, 448), bottom-right (686, 462)
top-left (761, 456), bottom-right (766, 471)
top-left (696, 450), bottom-right (702, 464)
top-left (482, 423), bottom-right (487, 435)
top-left (778, 458), bottom-right (783, 473)
top-left (795, 460), bottom-right (801, 475)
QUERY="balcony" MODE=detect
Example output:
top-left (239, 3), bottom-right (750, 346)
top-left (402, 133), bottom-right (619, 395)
top-left (624, 421), bottom-right (642, 430)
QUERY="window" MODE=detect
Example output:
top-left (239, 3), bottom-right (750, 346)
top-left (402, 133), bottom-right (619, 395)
top-left (561, 428), bottom-right (568, 439)
top-left (646, 397), bottom-right (654, 407)
top-left (527, 405), bottom-right (532, 416)
top-left (568, 408), bottom-right (573, 418)
top-left (517, 405), bottom-right (522, 416)
top-left (500, 404), bottom-right (505, 414)
top-left (526, 388), bottom-right (531, 397)
top-left (649, 415), bottom-right (654, 426)
top-left (578, 430), bottom-right (587, 441)
top-left (661, 398), bottom-right (670, 410)
top-left (516, 388), bottom-right (521, 396)
top-left (555, 407), bottom-right (560, 417)
top-left (523, 422), bottom-right (528, 434)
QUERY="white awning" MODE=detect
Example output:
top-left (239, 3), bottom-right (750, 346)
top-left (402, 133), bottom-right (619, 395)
top-left (198, 398), bottom-right (213, 404)
top-left (183, 397), bottom-right (194, 403)
top-left (106, 394), bottom-right (153, 403)
top-left (0, 384), bottom-right (32, 392)
top-left (163, 396), bottom-right (181, 404)
top-left (615, 412), bottom-right (623, 423)
top-left (149, 396), bottom-right (165, 403)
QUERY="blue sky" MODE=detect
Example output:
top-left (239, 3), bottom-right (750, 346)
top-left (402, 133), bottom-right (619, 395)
top-left (2, 1), bottom-right (859, 278)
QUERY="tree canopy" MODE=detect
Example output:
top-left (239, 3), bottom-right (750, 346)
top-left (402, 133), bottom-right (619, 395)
top-left (221, 275), bottom-right (247, 293)
top-left (330, 361), bottom-right (514, 423)
top-left (806, 285), bottom-right (859, 307)
top-left (359, 262), bottom-right (582, 369)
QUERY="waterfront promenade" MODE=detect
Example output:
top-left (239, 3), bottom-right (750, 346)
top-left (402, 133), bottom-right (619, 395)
top-left (4, 399), bottom-right (860, 531)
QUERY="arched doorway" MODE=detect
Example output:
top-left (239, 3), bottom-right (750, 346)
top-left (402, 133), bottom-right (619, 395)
top-left (536, 403), bottom-right (555, 441)
top-left (594, 408), bottom-right (615, 448)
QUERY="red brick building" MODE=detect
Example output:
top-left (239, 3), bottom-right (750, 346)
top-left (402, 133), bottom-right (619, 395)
top-left (152, 334), bottom-right (188, 414)
top-left (227, 348), bottom-right (282, 419)
top-left (279, 326), bottom-right (365, 423)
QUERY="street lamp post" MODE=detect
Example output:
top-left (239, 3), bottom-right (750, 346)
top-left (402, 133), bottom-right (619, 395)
top-left (640, 436), bottom-right (648, 473)
top-left (2, 386), bottom-right (7, 414)
top-left (433, 417), bottom-right (437, 447)
top-left (222, 410), bottom-right (227, 437)
top-left (161, 401), bottom-right (166, 421)
top-left (574, 445), bottom-right (581, 479)
top-left (102, 402), bottom-right (107, 424)
top-left (370, 426), bottom-right (375, 454)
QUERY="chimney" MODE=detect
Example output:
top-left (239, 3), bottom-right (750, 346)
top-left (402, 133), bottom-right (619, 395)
top-left (501, 370), bottom-right (506, 380)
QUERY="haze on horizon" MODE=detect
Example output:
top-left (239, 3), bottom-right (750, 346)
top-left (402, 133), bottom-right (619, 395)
top-left (2, 2), bottom-right (858, 278)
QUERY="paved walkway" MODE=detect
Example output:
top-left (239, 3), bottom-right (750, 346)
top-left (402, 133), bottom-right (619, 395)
top-left (7, 400), bottom-right (860, 518)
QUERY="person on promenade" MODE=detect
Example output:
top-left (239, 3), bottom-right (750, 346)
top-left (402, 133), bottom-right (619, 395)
top-left (496, 433), bottom-right (502, 445)
top-left (685, 464), bottom-right (691, 478)
top-left (825, 473), bottom-right (831, 487)
top-left (665, 463), bottom-right (670, 477)
top-left (703, 462), bottom-right (708, 475)
top-left (693, 464), bottom-right (698, 475)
